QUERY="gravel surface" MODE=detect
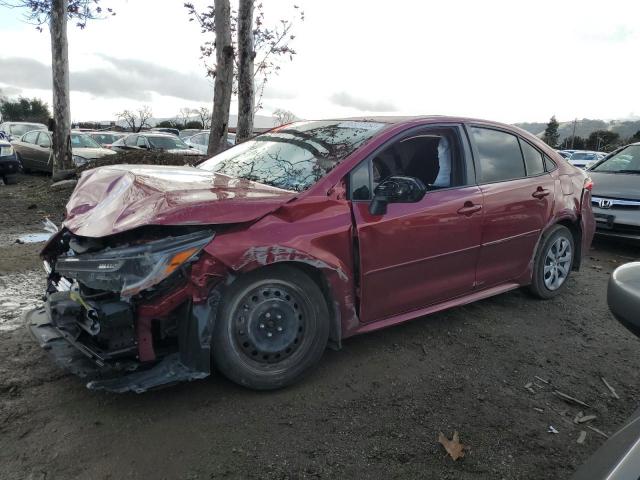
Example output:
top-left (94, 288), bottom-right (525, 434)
top-left (1, 174), bottom-right (639, 480)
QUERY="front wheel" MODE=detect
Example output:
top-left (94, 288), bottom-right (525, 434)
top-left (213, 265), bottom-right (329, 390)
top-left (529, 225), bottom-right (575, 299)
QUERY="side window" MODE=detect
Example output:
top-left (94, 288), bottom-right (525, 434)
top-left (136, 136), bottom-right (148, 147)
top-left (350, 160), bottom-right (371, 200)
top-left (519, 139), bottom-right (545, 176)
top-left (376, 129), bottom-right (463, 188)
top-left (125, 135), bottom-right (137, 147)
top-left (23, 131), bottom-right (39, 144)
top-left (37, 132), bottom-right (51, 148)
top-left (349, 128), bottom-right (464, 200)
top-left (470, 127), bottom-right (525, 183)
top-left (544, 155), bottom-right (557, 171)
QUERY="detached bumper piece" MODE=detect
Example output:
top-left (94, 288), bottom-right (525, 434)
top-left (25, 293), bottom-right (213, 393)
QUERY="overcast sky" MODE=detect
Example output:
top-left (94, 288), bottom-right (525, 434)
top-left (0, 0), bottom-right (638, 124)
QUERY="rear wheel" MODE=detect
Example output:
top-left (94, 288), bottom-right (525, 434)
top-left (529, 225), bottom-right (575, 299)
top-left (213, 265), bottom-right (329, 390)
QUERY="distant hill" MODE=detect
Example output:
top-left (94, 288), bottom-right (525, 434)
top-left (515, 118), bottom-right (640, 142)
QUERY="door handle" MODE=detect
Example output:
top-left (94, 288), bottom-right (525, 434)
top-left (457, 202), bottom-right (482, 215)
top-left (532, 187), bottom-right (551, 199)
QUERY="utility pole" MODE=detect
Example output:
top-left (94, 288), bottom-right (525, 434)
top-left (570, 118), bottom-right (577, 149)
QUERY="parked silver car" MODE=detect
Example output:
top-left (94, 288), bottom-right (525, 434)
top-left (0, 121), bottom-right (47, 142)
top-left (184, 131), bottom-right (235, 154)
top-left (589, 142), bottom-right (640, 240)
top-left (572, 262), bottom-right (640, 479)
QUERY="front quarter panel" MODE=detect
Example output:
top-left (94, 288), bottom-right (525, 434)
top-left (204, 190), bottom-right (359, 338)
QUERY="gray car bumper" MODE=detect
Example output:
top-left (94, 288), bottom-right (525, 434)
top-left (592, 205), bottom-right (640, 240)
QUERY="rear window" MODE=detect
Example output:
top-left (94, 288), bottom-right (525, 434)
top-left (571, 152), bottom-right (597, 160)
top-left (22, 131), bottom-right (40, 144)
top-left (10, 123), bottom-right (46, 137)
top-left (470, 127), bottom-right (525, 183)
top-left (520, 140), bottom-right (545, 176)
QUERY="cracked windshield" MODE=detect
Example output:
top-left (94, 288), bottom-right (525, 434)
top-left (198, 120), bottom-right (385, 191)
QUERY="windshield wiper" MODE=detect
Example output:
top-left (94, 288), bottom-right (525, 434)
top-left (617, 170), bottom-right (640, 174)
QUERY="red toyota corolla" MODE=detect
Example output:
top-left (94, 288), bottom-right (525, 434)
top-left (28, 117), bottom-right (595, 392)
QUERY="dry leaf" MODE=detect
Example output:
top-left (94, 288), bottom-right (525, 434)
top-left (438, 431), bottom-right (466, 461)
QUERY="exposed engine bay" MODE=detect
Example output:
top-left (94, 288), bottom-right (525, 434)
top-left (27, 226), bottom-right (224, 393)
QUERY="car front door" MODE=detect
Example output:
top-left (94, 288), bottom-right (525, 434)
top-left (468, 125), bottom-right (556, 289)
top-left (350, 125), bottom-right (484, 323)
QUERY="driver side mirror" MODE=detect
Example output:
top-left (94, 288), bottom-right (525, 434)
top-left (369, 176), bottom-right (427, 215)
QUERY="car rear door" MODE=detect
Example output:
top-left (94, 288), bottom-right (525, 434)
top-left (350, 125), bottom-right (484, 323)
top-left (16, 131), bottom-right (41, 170)
top-left (34, 132), bottom-right (53, 172)
top-left (468, 125), bottom-right (555, 288)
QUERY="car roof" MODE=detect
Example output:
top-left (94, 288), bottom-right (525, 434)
top-left (138, 132), bottom-right (177, 138)
top-left (310, 115), bottom-right (536, 133)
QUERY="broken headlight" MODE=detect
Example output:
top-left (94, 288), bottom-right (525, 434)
top-left (54, 230), bottom-right (214, 297)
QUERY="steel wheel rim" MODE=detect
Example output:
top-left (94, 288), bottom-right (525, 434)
top-left (233, 284), bottom-right (306, 364)
top-left (543, 237), bottom-right (572, 291)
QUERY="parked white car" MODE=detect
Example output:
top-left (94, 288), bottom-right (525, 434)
top-left (567, 150), bottom-right (605, 169)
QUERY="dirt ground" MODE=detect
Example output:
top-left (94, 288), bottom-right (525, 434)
top-left (1, 173), bottom-right (640, 480)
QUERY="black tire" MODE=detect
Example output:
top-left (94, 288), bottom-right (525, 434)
top-left (529, 225), bottom-right (575, 299)
top-left (3, 174), bottom-right (17, 185)
top-left (213, 265), bottom-right (330, 390)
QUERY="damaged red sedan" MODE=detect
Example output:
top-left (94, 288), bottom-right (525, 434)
top-left (27, 117), bottom-right (595, 392)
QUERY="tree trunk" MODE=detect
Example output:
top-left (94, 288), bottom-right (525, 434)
top-left (49, 0), bottom-right (73, 174)
top-left (236, 0), bottom-right (255, 143)
top-left (207, 0), bottom-right (233, 156)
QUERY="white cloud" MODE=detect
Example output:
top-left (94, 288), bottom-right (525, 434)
top-left (0, 0), bottom-right (638, 123)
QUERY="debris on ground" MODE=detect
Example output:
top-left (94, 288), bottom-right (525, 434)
top-left (50, 179), bottom-right (77, 191)
top-left (535, 376), bottom-right (550, 384)
top-left (438, 431), bottom-right (467, 461)
top-left (577, 431), bottom-right (587, 444)
top-left (601, 377), bottom-right (620, 399)
top-left (533, 407), bottom-right (544, 413)
top-left (524, 382), bottom-right (536, 394)
top-left (553, 390), bottom-right (591, 408)
top-left (577, 415), bottom-right (597, 424)
top-left (548, 426), bottom-right (559, 434)
top-left (586, 425), bottom-right (609, 438)
top-left (16, 233), bottom-right (52, 244)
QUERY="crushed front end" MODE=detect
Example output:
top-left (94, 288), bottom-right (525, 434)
top-left (27, 227), bottom-right (226, 393)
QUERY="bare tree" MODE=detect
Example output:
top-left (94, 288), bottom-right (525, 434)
top-left (236, 0), bottom-right (255, 143)
top-left (206, 0), bottom-right (233, 155)
top-left (196, 106), bottom-right (212, 129)
top-left (178, 107), bottom-right (195, 128)
top-left (185, 2), bottom-right (303, 119)
top-left (0, 0), bottom-right (114, 176)
top-left (273, 108), bottom-right (297, 126)
top-left (116, 106), bottom-right (153, 133)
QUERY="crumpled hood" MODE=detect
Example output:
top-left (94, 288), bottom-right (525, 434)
top-left (590, 171), bottom-right (640, 200)
top-left (64, 164), bottom-right (295, 237)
